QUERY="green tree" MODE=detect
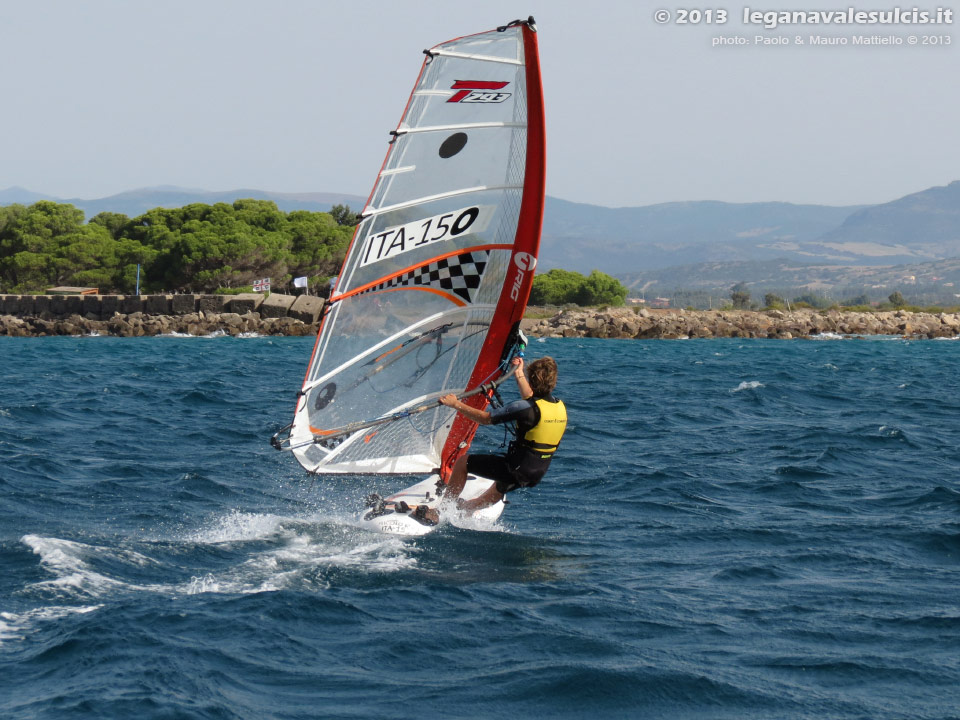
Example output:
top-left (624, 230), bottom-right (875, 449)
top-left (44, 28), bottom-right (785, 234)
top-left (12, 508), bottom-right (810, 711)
top-left (764, 292), bottom-right (784, 309)
top-left (287, 210), bottom-right (353, 283)
top-left (89, 211), bottom-right (131, 239)
top-left (167, 203), bottom-right (290, 291)
top-left (530, 268), bottom-right (626, 306)
top-left (793, 293), bottom-right (831, 309)
top-left (0, 203), bottom-right (28, 238)
top-left (576, 269), bottom-right (628, 306)
top-left (231, 198), bottom-right (287, 232)
top-left (530, 268), bottom-right (587, 305)
top-left (329, 204), bottom-right (360, 226)
top-left (0, 199), bottom-right (357, 293)
top-left (731, 282), bottom-right (751, 309)
top-left (0, 201), bottom-right (86, 290)
top-left (888, 291), bottom-right (906, 308)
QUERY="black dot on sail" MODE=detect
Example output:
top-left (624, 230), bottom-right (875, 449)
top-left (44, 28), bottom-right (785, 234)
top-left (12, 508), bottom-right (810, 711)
top-left (438, 132), bottom-right (468, 158)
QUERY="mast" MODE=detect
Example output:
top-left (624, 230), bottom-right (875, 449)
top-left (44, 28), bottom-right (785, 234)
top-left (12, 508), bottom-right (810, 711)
top-left (439, 18), bottom-right (545, 480)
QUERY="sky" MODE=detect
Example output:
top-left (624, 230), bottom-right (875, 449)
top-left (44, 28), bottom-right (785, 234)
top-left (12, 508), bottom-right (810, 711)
top-left (0, 0), bottom-right (957, 208)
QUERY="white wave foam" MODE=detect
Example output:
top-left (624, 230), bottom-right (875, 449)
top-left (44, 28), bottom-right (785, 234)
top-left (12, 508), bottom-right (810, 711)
top-left (186, 510), bottom-right (287, 544)
top-left (162, 331), bottom-right (266, 338)
top-left (731, 380), bottom-right (764, 392)
top-left (21, 507), bottom-right (418, 602)
top-left (812, 332), bottom-right (844, 340)
top-left (180, 524), bottom-right (415, 595)
top-left (21, 535), bottom-right (160, 598)
top-left (0, 605), bottom-right (101, 645)
top-left (450, 512), bottom-right (508, 534)
top-left (879, 425), bottom-right (904, 438)
top-left (172, 508), bottom-right (418, 594)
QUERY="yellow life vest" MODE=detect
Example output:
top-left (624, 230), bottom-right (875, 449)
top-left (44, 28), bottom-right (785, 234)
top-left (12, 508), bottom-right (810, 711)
top-left (522, 398), bottom-right (567, 458)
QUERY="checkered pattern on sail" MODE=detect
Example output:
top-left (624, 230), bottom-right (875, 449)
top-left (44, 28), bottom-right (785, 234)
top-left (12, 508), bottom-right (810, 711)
top-left (362, 250), bottom-right (489, 304)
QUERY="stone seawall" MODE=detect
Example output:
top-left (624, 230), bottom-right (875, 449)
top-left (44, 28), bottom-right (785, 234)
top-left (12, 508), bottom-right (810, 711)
top-left (4, 295), bottom-right (960, 339)
top-left (521, 307), bottom-right (960, 340)
top-left (0, 292), bottom-right (325, 337)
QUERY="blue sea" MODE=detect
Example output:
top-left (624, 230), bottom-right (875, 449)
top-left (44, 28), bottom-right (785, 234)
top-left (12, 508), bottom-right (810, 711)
top-left (2, 334), bottom-right (959, 719)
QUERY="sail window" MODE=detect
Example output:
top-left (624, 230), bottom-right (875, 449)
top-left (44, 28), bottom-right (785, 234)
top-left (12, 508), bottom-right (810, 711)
top-left (314, 383), bottom-right (337, 410)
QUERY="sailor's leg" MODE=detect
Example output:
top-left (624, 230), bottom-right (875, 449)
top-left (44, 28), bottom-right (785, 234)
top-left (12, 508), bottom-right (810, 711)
top-left (444, 454), bottom-right (469, 499)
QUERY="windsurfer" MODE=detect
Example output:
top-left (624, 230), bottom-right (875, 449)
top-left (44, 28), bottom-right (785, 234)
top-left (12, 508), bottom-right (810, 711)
top-left (434, 356), bottom-right (567, 516)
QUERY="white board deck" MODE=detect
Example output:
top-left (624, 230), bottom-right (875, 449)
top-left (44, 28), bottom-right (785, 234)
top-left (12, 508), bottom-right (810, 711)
top-left (358, 473), bottom-right (504, 536)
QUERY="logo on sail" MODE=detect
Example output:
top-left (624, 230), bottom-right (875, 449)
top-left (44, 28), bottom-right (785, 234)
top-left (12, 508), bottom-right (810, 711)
top-left (510, 252), bottom-right (537, 301)
top-left (447, 80), bottom-right (511, 104)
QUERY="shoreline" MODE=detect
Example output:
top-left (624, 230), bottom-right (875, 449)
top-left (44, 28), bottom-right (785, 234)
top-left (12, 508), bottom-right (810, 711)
top-left (520, 306), bottom-right (960, 340)
top-left (0, 311), bottom-right (319, 337)
top-left (2, 294), bottom-right (960, 338)
top-left (0, 291), bottom-right (323, 337)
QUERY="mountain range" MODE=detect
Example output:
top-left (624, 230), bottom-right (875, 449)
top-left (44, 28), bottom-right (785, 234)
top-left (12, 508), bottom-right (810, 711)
top-left (3, 181), bottom-right (959, 297)
top-left (0, 186), bottom-right (362, 217)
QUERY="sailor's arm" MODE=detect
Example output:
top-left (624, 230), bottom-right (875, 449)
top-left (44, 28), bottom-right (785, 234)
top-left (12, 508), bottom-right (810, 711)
top-left (439, 394), bottom-right (492, 425)
top-left (513, 357), bottom-right (534, 400)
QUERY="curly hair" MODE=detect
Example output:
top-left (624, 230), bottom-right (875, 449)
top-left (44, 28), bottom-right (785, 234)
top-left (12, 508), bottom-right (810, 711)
top-left (526, 356), bottom-right (558, 397)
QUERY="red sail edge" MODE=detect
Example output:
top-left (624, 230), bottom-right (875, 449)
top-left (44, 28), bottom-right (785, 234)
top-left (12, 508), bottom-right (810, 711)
top-left (439, 23), bottom-right (546, 481)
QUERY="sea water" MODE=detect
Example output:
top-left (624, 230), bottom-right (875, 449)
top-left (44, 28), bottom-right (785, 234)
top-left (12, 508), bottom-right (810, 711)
top-left (1, 335), bottom-right (958, 719)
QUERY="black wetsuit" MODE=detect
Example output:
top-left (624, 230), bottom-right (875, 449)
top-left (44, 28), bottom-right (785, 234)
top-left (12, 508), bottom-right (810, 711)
top-left (466, 393), bottom-right (564, 495)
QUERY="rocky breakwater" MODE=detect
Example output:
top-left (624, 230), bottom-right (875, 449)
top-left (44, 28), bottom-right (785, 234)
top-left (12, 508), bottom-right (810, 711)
top-left (0, 292), bottom-right (326, 337)
top-left (520, 307), bottom-right (960, 340)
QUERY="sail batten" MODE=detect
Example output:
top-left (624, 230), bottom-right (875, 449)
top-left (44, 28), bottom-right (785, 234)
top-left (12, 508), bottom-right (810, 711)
top-left (287, 19), bottom-right (544, 477)
top-left (362, 185), bottom-right (524, 217)
top-left (378, 166), bottom-right (416, 177)
top-left (430, 50), bottom-right (523, 65)
top-left (396, 121), bottom-right (526, 134)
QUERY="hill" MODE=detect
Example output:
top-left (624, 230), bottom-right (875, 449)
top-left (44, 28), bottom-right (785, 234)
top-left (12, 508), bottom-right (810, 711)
top-left (0, 187), bottom-right (57, 205)
top-left (66, 187), bottom-right (367, 217)
top-left (815, 181), bottom-right (960, 262)
top-left (4, 181), bottom-right (960, 300)
top-left (540, 197), bottom-right (864, 272)
top-left (542, 181), bottom-right (960, 274)
top-left (619, 256), bottom-right (960, 302)
top-left (0, 186), bottom-right (366, 218)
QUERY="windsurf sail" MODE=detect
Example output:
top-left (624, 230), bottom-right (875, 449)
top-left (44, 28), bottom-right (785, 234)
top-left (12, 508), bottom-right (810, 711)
top-left (276, 17), bottom-right (545, 479)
